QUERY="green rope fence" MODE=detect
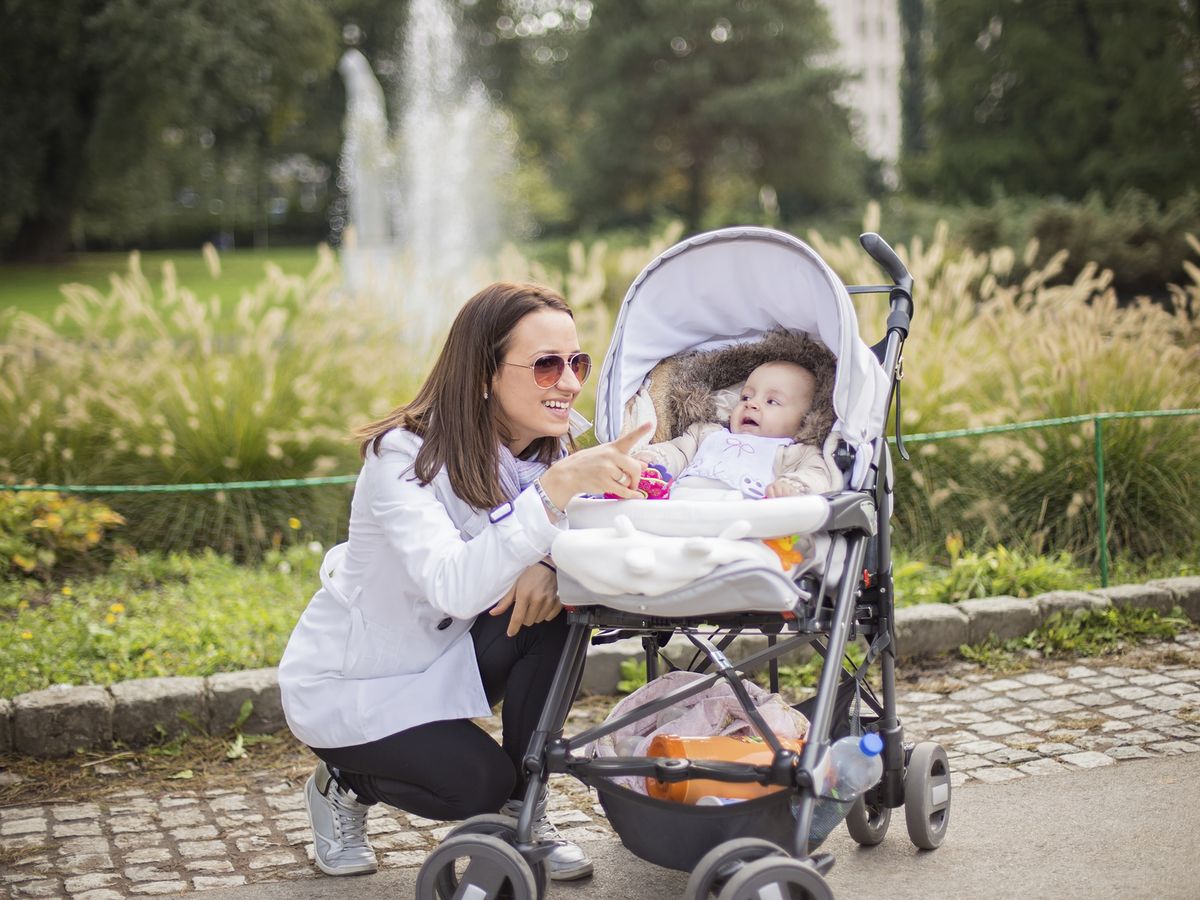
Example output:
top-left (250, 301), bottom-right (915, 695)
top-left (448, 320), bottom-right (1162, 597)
top-left (4, 408), bottom-right (1199, 585)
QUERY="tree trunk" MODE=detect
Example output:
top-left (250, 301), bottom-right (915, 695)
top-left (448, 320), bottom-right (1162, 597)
top-left (5, 211), bottom-right (75, 263)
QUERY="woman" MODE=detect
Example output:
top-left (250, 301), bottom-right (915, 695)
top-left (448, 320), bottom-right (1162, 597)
top-left (278, 282), bottom-right (649, 881)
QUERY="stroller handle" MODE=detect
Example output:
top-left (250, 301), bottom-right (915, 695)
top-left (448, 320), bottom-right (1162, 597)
top-left (859, 232), bottom-right (913, 296)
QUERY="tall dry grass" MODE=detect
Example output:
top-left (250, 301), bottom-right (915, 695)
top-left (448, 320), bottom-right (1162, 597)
top-left (810, 205), bottom-right (1200, 560)
top-left (3, 217), bottom-right (1197, 562)
top-left (0, 247), bottom-right (414, 556)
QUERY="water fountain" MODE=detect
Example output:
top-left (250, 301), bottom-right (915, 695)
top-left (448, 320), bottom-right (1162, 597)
top-left (337, 0), bottom-right (514, 341)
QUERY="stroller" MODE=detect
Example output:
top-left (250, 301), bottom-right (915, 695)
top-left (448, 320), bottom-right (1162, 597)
top-left (414, 227), bottom-right (951, 899)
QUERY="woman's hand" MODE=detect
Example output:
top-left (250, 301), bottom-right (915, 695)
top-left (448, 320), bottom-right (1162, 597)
top-left (538, 422), bottom-right (652, 509)
top-left (490, 561), bottom-right (561, 637)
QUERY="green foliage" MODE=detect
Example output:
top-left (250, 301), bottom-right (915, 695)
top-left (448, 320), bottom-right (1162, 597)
top-left (0, 491), bottom-right (126, 581)
top-left (908, 0), bottom-right (1200, 204)
top-left (0, 0), bottom-right (338, 259)
top-left (550, 0), bottom-right (871, 229)
top-left (860, 191), bottom-right (1200, 298)
top-left (960, 605), bottom-right (1189, 670)
top-left (0, 543), bottom-right (321, 699)
top-left (616, 658), bottom-right (648, 695)
top-left (893, 539), bottom-right (1086, 607)
top-left (772, 644), bottom-right (866, 694)
top-left (0, 247), bottom-right (414, 558)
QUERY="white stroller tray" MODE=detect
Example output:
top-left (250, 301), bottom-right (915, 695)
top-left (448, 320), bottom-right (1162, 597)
top-left (557, 559), bottom-right (801, 617)
top-left (566, 494), bottom-right (831, 538)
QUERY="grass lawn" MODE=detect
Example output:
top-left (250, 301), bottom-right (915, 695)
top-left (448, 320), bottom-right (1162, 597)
top-left (0, 246), bottom-right (324, 323)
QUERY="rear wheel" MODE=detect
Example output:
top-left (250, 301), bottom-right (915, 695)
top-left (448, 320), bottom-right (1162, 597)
top-left (904, 741), bottom-right (951, 850)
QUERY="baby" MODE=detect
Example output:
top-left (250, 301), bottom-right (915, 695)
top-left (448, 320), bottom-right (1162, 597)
top-left (634, 360), bottom-right (837, 499)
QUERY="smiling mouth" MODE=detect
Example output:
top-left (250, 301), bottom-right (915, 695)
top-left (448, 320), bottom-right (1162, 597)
top-left (543, 399), bottom-right (572, 414)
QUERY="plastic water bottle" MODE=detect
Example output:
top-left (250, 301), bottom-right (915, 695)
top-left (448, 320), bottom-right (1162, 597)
top-left (803, 733), bottom-right (884, 846)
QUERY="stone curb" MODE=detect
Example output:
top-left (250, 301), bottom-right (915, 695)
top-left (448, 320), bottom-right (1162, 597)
top-left (2, 577), bottom-right (1198, 759)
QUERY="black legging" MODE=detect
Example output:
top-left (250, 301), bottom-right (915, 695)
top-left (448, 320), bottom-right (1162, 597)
top-left (310, 607), bottom-right (569, 820)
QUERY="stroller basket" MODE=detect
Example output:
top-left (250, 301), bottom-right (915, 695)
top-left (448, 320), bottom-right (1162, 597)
top-left (583, 777), bottom-right (796, 872)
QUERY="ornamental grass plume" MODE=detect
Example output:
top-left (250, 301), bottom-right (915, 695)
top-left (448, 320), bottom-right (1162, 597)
top-left (0, 246), bottom-right (415, 559)
top-left (811, 208), bottom-right (1200, 561)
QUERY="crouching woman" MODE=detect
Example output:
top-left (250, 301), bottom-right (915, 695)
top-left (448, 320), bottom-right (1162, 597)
top-left (278, 282), bottom-right (648, 880)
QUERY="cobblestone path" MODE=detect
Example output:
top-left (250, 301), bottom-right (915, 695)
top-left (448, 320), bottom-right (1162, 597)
top-left (4, 631), bottom-right (1200, 898)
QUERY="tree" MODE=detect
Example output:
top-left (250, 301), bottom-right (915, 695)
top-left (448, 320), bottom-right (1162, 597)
top-left (907, 0), bottom-right (1200, 203)
top-left (0, 0), bottom-right (337, 261)
top-left (541, 0), bottom-right (869, 230)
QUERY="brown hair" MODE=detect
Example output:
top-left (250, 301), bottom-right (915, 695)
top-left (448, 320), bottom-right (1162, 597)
top-left (354, 282), bottom-right (574, 509)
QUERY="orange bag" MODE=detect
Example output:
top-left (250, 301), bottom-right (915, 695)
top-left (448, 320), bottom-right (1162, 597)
top-left (645, 734), bottom-right (805, 804)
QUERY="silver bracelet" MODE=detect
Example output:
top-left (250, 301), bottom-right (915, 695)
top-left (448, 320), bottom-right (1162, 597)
top-left (533, 478), bottom-right (567, 521)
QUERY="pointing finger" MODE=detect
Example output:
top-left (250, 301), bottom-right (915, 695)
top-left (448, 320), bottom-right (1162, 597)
top-left (610, 422), bottom-right (653, 454)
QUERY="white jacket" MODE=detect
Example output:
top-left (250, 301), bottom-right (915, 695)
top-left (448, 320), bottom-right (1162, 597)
top-left (278, 428), bottom-right (565, 749)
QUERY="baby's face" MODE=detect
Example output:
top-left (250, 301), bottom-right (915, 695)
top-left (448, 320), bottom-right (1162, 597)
top-left (730, 362), bottom-right (815, 439)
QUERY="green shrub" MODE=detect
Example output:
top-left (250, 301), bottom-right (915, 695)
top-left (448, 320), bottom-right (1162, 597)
top-left (960, 605), bottom-right (1189, 670)
top-left (0, 543), bottom-right (322, 698)
top-left (893, 539), bottom-right (1085, 607)
top-left (0, 491), bottom-right (126, 581)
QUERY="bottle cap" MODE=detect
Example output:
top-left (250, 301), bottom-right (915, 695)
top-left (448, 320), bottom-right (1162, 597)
top-left (860, 733), bottom-right (884, 756)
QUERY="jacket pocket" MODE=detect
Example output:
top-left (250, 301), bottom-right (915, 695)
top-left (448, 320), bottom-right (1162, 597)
top-left (341, 607), bottom-right (417, 680)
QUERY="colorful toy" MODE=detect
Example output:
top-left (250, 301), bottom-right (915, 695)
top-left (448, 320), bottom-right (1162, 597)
top-left (763, 533), bottom-right (807, 570)
top-left (604, 463), bottom-right (673, 500)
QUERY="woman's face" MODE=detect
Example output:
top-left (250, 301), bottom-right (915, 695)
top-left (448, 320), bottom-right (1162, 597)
top-left (490, 308), bottom-right (583, 454)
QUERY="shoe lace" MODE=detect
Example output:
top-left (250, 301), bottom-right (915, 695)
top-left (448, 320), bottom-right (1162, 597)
top-left (503, 799), bottom-right (560, 843)
top-left (329, 788), bottom-right (371, 849)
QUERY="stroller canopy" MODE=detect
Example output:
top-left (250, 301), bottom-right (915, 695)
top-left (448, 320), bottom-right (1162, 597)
top-left (594, 227), bottom-right (892, 450)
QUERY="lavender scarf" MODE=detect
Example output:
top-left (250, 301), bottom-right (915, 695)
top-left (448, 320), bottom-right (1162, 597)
top-left (497, 445), bottom-right (551, 502)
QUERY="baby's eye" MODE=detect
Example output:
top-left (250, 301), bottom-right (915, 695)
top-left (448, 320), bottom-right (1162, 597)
top-left (768, 399), bottom-right (780, 405)
top-left (740, 395), bottom-right (750, 402)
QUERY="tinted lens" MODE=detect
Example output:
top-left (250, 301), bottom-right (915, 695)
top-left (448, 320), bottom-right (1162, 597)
top-left (570, 353), bottom-right (592, 384)
top-left (531, 355), bottom-right (567, 388)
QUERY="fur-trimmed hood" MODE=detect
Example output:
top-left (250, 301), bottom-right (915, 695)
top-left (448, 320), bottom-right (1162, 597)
top-left (659, 329), bottom-right (837, 446)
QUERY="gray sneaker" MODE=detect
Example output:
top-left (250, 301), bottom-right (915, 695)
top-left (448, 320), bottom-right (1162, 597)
top-left (500, 795), bottom-right (594, 881)
top-left (304, 760), bottom-right (378, 876)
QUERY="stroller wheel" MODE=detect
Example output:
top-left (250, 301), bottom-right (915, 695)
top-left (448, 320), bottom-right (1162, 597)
top-left (441, 815), bottom-right (548, 899)
top-left (715, 856), bottom-right (833, 900)
top-left (685, 837), bottom-right (787, 899)
top-left (845, 794), bottom-right (891, 846)
top-left (904, 741), bottom-right (951, 850)
top-left (416, 833), bottom-right (540, 900)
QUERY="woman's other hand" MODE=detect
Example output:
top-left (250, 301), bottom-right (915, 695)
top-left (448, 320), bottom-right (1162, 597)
top-left (489, 561), bottom-right (562, 637)
top-left (539, 422), bottom-right (652, 508)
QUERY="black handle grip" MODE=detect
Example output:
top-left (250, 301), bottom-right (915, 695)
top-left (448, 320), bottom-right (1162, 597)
top-left (859, 232), bottom-right (912, 295)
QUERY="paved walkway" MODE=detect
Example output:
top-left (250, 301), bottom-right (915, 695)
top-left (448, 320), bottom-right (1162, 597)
top-left (3, 631), bottom-right (1200, 899)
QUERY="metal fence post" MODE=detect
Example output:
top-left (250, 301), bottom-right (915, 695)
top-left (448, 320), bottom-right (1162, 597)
top-left (1093, 416), bottom-right (1109, 587)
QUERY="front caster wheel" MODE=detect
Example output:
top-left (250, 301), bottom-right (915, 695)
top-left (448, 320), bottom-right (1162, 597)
top-left (715, 856), bottom-right (834, 900)
top-left (685, 837), bottom-right (786, 899)
top-left (416, 833), bottom-right (538, 900)
top-left (845, 793), bottom-right (891, 846)
top-left (904, 741), bottom-right (951, 850)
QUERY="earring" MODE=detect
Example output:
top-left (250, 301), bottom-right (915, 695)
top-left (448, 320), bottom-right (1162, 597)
top-left (483, 391), bottom-right (489, 400)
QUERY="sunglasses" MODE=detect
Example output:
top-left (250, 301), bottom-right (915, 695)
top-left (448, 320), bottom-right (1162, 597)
top-left (503, 352), bottom-right (592, 388)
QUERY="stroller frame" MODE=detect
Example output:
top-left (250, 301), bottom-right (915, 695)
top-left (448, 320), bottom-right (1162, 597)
top-left (415, 234), bottom-right (947, 900)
